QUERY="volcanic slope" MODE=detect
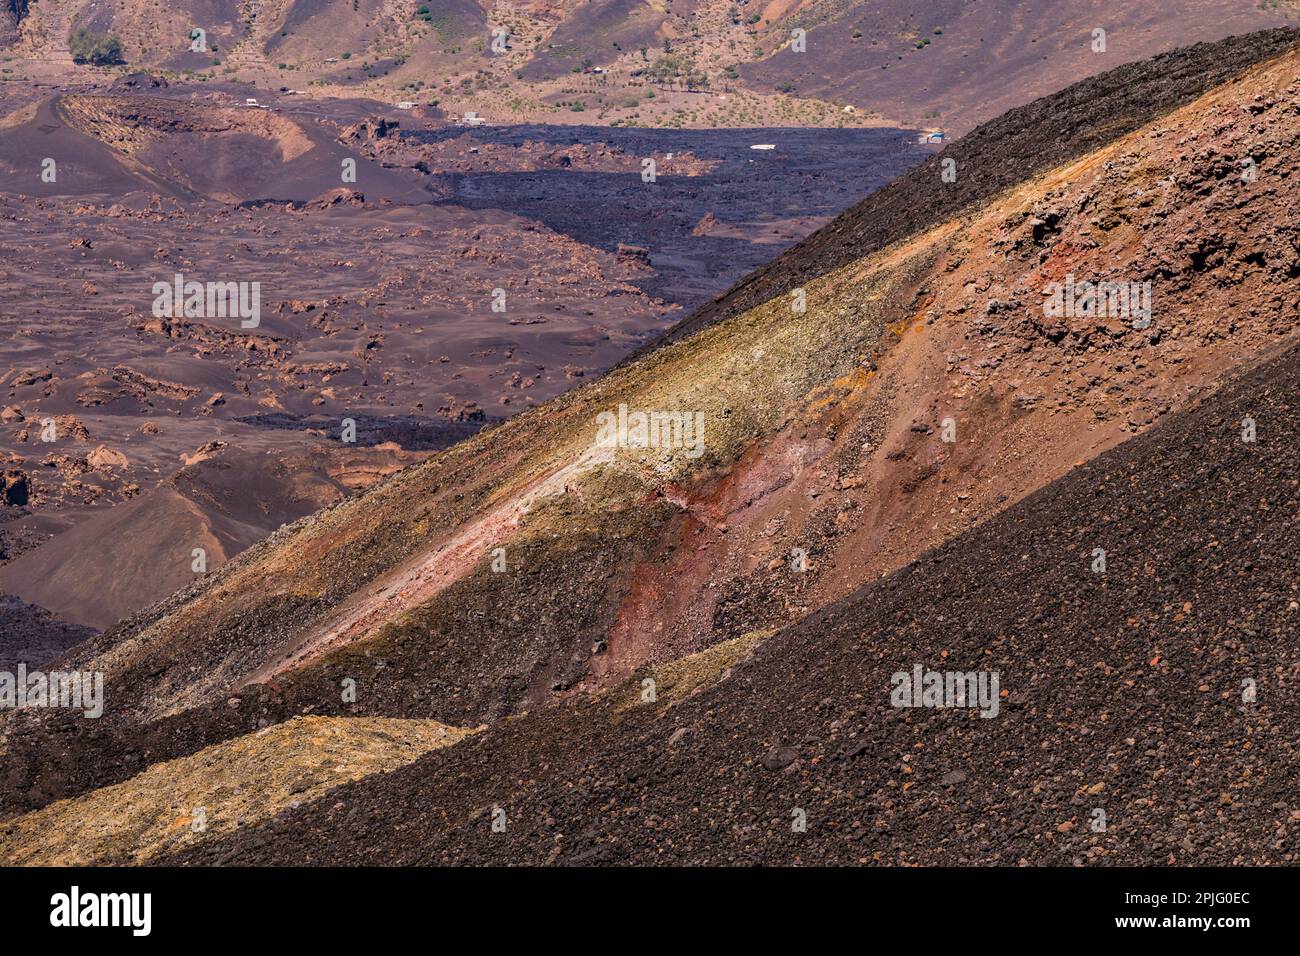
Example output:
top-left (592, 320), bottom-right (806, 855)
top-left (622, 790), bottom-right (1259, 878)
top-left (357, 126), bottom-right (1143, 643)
top-left (639, 26), bottom-right (1300, 358)
top-left (0, 716), bottom-right (476, 865)
top-left (0, 444), bottom-right (358, 631)
top-left (740, 0), bottom-right (1298, 133)
top-left (167, 328), bottom-right (1300, 867)
top-left (2, 36), bottom-right (1297, 818)
top-left (0, 93), bottom-right (430, 204)
top-left (9, 0), bottom-right (1294, 135)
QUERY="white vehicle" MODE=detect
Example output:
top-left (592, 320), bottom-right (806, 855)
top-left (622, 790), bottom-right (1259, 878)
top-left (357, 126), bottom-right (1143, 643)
top-left (245, 98), bottom-right (260, 107)
top-left (750, 144), bottom-right (776, 150)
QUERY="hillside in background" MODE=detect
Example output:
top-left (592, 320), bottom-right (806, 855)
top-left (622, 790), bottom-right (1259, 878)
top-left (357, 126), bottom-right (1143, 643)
top-left (1, 2), bottom-right (1296, 130)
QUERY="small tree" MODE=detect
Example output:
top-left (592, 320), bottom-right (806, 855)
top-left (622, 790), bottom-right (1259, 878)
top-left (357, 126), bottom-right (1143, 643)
top-left (69, 30), bottom-right (125, 66)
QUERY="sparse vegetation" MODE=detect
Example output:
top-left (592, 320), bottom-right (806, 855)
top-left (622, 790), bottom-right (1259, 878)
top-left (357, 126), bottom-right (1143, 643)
top-left (645, 54), bottom-right (709, 90)
top-left (69, 30), bottom-right (125, 67)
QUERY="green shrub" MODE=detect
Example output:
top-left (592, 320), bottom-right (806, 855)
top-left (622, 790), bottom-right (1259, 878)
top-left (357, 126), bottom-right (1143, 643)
top-left (69, 30), bottom-right (125, 67)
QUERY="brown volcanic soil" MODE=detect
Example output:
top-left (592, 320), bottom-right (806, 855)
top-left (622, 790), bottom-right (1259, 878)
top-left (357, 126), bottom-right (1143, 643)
top-left (0, 184), bottom-right (661, 485)
top-left (1, 35), bottom-right (1295, 827)
top-left (164, 332), bottom-right (1300, 866)
top-left (55, 93), bottom-right (431, 204)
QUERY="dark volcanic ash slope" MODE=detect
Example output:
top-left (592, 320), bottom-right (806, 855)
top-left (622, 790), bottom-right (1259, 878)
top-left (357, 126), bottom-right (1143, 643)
top-left (170, 332), bottom-right (1300, 867)
top-left (638, 27), bottom-right (1300, 360)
